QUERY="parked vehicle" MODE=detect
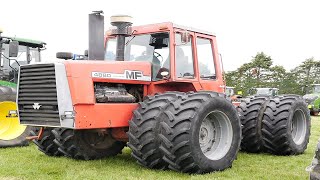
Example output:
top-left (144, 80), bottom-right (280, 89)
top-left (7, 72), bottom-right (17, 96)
top-left (15, 12), bottom-right (310, 174)
top-left (0, 29), bottom-right (45, 147)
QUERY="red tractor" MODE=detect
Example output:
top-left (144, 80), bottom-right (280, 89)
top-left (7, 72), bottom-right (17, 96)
top-left (15, 12), bottom-right (310, 174)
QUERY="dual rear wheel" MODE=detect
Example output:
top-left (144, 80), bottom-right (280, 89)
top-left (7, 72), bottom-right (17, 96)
top-left (129, 91), bottom-right (241, 173)
top-left (238, 95), bottom-right (310, 155)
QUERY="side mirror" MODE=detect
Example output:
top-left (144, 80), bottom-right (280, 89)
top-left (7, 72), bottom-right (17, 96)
top-left (9, 41), bottom-right (19, 57)
top-left (181, 31), bottom-right (190, 44)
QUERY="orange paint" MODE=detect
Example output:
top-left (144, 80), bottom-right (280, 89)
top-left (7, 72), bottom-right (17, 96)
top-left (74, 103), bottom-right (138, 129)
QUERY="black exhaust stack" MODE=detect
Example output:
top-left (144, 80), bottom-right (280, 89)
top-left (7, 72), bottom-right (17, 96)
top-left (88, 11), bottom-right (104, 60)
top-left (110, 15), bottom-right (133, 61)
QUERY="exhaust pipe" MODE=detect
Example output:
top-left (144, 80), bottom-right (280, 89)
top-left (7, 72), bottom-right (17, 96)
top-left (88, 11), bottom-right (104, 60)
top-left (110, 15), bottom-right (133, 61)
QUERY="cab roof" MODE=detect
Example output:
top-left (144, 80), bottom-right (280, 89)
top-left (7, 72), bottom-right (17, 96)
top-left (1, 36), bottom-right (46, 48)
top-left (108, 22), bottom-right (216, 37)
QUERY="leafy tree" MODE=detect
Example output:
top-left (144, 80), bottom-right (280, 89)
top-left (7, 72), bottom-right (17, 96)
top-left (290, 57), bottom-right (320, 94)
top-left (225, 54), bottom-right (320, 96)
top-left (225, 52), bottom-right (285, 96)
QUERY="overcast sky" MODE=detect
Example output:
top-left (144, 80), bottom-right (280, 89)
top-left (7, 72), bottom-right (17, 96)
top-left (1, 0), bottom-right (319, 71)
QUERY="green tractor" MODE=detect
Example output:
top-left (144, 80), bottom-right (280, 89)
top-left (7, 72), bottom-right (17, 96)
top-left (0, 29), bottom-right (46, 147)
top-left (303, 84), bottom-right (320, 116)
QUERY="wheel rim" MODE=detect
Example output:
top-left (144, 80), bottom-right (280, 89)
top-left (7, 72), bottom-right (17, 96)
top-left (291, 109), bottom-right (307, 145)
top-left (0, 102), bottom-right (27, 140)
top-left (199, 110), bottom-right (233, 160)
top-left (82, 131), bottom-right (115, 150)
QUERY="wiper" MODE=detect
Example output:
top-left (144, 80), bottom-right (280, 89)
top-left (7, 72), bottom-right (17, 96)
top-left (201, 75), bottom-right (216, 79)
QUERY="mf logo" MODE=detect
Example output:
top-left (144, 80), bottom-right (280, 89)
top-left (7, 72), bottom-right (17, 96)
top-left (125, 70), bottom-right (142, 80)
top-left (33, 103), bottom-right (42, 110)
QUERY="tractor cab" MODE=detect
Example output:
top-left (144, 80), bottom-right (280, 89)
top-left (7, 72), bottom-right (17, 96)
top-left (303, 84), bottom-right (320, 115)
top-left (0, 32), bottom-right (46, 83)
top-left (226, 86), bottom-right (235, 97)
top-left (103, 18), bottom-right (224, 94)
top-left (249, 87), bottom-right (279, 97)
top-left (306, 84), bottom-right (320, 94)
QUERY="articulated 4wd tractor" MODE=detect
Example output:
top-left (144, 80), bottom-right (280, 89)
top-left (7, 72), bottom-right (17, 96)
top-left (16, 12), bottom-right (310, 174)
top-left (0, 29), bottom-right (46, 147)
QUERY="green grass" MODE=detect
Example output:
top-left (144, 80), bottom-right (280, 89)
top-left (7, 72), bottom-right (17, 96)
top-left (1, 117), bottom-right (320, 180)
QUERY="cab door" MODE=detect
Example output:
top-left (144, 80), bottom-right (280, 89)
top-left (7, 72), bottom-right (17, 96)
top-left (194, 33), bottom-right (225, 93)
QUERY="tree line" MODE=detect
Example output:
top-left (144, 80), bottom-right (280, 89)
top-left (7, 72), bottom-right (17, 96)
top-left (225, 52), bottom-right (320, 96)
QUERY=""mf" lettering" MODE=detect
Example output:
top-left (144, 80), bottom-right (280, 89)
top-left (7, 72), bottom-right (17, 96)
top-left (125, 70), bottom-right (142, 79)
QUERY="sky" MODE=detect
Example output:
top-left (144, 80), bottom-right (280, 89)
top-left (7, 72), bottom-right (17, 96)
top-left (0, 0), bottom-right (319, 71)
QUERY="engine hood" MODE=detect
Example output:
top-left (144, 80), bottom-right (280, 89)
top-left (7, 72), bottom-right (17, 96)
top-left (63, 60), bottom-right (152, 82)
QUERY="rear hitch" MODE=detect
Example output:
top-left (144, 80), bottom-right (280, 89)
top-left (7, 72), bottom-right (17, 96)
top-left (26, 127), bottom-right (44, 141)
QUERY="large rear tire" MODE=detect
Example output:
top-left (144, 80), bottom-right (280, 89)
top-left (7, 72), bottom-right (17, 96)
top-left (52, 128), bottom-right (125, 160)
top-left (159, 92), bottom-right (241, 174)
top-left (0, 101), bottom-right (32, 147)
top-left (30, 127), bottom-right (62, 156)
top-left (128, 92), bottom-right (183, 169)
top-left (261, 95), bottom-right (310, 155)
top-left (238, 96), bottom-right (269, 153)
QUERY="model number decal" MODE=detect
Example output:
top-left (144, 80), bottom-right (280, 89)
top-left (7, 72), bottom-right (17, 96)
top-left (91, 70), bottom-right (151, 81)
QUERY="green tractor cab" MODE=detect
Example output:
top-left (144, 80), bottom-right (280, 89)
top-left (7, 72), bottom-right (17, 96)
top-left (248, 87), bottom-right (279, 97)
top-left (226, 86), bottom-right (235, 97)
top-left (226, 87), bottom-right (242, 106)
top-left (303, 84), bottom-right (320, 116)
top-left (0, 30), bottom-right (46, 147)
top-left (226, 86), bottom-right (242, 99)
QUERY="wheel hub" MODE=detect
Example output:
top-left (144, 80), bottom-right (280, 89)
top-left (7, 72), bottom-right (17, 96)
top-left (291, 109), bottom-right (307, 145)
top-left (199, 110), bottom-right (233, 160)
top-left (199, 121), bottom-right (215, 152)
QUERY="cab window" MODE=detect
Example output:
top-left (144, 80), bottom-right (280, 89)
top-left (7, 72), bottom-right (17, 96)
top-left (175, 33), bottom-right (194, 78)
top-left (196, 38), bottom-right (216, 79)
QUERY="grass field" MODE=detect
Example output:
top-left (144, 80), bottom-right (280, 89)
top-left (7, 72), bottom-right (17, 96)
top-left (1, 117), bottom-right (320, 180)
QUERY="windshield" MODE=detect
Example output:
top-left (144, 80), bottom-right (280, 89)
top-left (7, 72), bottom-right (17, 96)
top-left (256, 88), bottom-right (272, 95)
top-left (226, 88), bottom-right (234, 97)
top-left (1, 44), bottom-right (41, 73)
top-left (9, 46), bottom-right (40, 69)
top-left (105, 32), bottom-right (170, 80)
top-left (312, 85), bottom-right (320, 94)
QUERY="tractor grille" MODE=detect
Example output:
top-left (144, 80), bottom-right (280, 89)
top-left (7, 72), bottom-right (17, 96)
top-left (18, 64), bottom-right (60, 126)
